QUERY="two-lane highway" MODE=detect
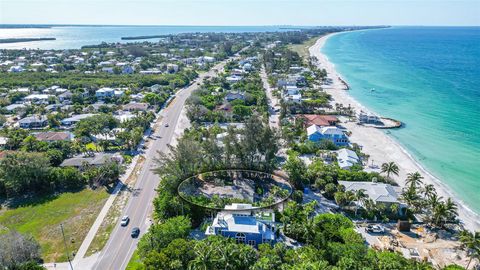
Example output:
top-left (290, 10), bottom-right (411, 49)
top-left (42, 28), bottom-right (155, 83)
top-left (92, 60), bottom-right (229, 270)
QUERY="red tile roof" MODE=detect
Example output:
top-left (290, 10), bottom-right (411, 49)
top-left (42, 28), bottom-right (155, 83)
top-left (296, 114), bottom-right (338, 127)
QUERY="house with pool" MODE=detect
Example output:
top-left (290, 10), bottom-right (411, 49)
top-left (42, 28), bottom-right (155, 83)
top-left (205, 204), bottom-right (277, 248)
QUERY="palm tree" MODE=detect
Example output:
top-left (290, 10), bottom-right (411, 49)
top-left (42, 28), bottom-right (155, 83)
top-left (459, 230), bottom-right (480, 269)
top-left (401, 185), bottom-right (421, 214)
top-left (422, 184), bottom-right (436, 199)
top-left (432, 199), bottom-right (457, 227)
top-left (406, 172), bottom-right (423, 189)
top-left (354, 189), bottom-right (368, 216)
top-left (444, 198), bottom-right (458, 222)
top-left (188, 241), bottom-right (214, 270)
top-left (381, 162), bottom-right (399, 179)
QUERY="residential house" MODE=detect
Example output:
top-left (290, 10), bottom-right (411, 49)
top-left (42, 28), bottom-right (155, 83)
top-left (122, 65), bottom-right (135, 74)
top-left (5, 104), bottom-right (26, 113)
top-left (24, 94), bottom-right (53, 105)
top-left (339, 181), bottom-right (406, 214)
top-left (95, 87), bottom-right (115, 99)
top-left (296, 114), bottom-right (338, 127)
top-left (205, 204), bottom-right (276, 248)
top-left (122, 102), bottom-right (149, 112)
top-left (336, 149), bottom-right (360, 170)
top-left (358, 111), bottom-right (381, 124)
top-left (18, 115), bottom-right (48, 129)
top-left (226, 75), bottom-right (243, 83)
top-left (60, 153), bottom-right (123, 168)
top-left (58, 91), bottom-right (73, 102)
top-left (282, 86), bottom-right (302, 104)
top-left (225, 92), bottom-right (246, 102)
top-left (307, 125), bottom-right (349, 146)
top-left (34, 131), bottom-right (73, 142)
top-left (61, 113), bottom-right (96, 126)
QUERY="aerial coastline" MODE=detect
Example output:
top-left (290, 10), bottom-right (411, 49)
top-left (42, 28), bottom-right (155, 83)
top-left (310, 32), bottom-right (480, 231)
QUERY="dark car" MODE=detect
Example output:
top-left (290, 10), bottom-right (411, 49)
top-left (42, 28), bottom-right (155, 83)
top-left (131, 227), bottom-right (140, 238)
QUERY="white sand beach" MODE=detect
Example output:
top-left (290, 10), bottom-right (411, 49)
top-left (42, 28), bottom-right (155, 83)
top-left (309, 33), bottom-right (480, 231)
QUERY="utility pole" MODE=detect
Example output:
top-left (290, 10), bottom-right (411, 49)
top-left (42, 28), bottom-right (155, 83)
top-left (60, 223), bottom-right (74, 270)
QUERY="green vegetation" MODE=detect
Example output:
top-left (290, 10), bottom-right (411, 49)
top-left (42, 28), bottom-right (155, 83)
top-left (0, 70), bottom-right (198, 90)
top-left (287, 35), bottom-right (320, 62)
top-left (0, 189), bottom-right (109, 262)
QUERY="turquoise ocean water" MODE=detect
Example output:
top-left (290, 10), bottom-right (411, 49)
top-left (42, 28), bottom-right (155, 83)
top-left (322, 27), bottom-right (480, 215)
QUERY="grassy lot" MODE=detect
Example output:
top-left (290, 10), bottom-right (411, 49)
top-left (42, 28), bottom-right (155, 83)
top-left (288, 36), bottom-right (321, 62)
top-left (0, 188), bottom-right (109, 262)
top-left (126, 250), bottom-right (144, 270)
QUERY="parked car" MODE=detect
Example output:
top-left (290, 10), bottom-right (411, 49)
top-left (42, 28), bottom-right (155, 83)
top-left (131, 227), bottom-right (140, 238)
top-left (164, 123), bottom-right (169, 127)
top-left (120, 215), bottom-right (129, 226)
top-left (366, 224), bottom-right (385, 234)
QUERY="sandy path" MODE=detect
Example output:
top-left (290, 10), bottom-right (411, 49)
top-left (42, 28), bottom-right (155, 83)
top-left (309, 33), bottom-right (480, 231)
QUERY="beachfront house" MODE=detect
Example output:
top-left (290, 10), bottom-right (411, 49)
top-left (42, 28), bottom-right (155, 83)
top-left (205, 204), bottom-right (276, 248)
top-left (296, 114), bottom-right (338, 127)
top-left (336, 148), bottom-right (360, 170)
top-left (358, 111), bottom-right (381, 124)
top-left (307, 124), bottom-right (349, 146)
top-left (339, 181), bottom-right (407, 215)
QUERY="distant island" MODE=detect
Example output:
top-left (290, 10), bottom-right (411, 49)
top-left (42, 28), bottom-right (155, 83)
top-left (121, 35), bottom-right (168, 40)
top-left (0, 38), bottom-right (56, 44)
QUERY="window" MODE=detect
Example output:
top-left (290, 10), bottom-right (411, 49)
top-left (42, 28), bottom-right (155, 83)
top-left (235, 233), bottom-right (246, 244)
top-left (248, 240), bottom-right (256, 246)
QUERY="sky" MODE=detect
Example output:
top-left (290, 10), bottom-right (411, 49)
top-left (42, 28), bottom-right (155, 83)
top-left (0, 0), bottom-right (479, 26)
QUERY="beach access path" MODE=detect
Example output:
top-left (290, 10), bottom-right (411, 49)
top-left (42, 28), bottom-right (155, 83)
top-left (309, 33), bottom-right (480, 232)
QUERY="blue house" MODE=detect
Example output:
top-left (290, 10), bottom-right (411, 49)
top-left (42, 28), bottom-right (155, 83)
top-left (205, 209), bottom-right (276, 248)
top-left (307, 124), bottom-right (349, 146)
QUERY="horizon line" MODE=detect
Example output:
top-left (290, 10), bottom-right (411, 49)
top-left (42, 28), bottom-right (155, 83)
top-left (1, 23), bottom-right (479, 28)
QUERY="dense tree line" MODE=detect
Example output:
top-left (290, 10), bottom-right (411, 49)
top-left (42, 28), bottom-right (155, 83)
top-left (0, 230), bottom-right (45, 270)
top-left (0, 151), bottom-right (121, 198)
top-left (0, 70), bottom-right (197, 90)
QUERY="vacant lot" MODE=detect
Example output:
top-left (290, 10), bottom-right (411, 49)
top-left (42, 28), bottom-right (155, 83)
top-left (288, 36), bottom-right (321, 61)
top-left (0, 188), bottom-right (109, 262)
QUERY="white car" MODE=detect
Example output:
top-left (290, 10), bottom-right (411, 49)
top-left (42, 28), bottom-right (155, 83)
top-left (366, 224), bottom-right (384, 233)
top-left (120, 215), bottom-right (130, 226)
top-left (165, 123), bottom-right (169, 127)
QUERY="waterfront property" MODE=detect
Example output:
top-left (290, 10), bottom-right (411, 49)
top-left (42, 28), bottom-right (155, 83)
top-left (296, 114), bottom-right (338, 127)
top-left (336, 148), bottom-right (360, 170)
top-left (339, 181), bottom-right (406, 214)
top-left (307, 124), bottom-right (349, 146)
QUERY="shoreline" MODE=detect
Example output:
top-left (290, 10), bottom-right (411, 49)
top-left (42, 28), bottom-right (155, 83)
top-left (310, 32), bottom-right (480, 231)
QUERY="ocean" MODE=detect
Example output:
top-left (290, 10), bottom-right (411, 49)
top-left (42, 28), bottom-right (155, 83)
top-left (0, 25), bottom-right (292, 49)
top-left (322, 27), bottom-right (480, 215)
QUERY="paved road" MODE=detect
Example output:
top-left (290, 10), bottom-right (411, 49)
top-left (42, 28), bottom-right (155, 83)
top-left (92, 60), bottom-right (229, 270)
top-left (260, 66), bottom-right (280, 128)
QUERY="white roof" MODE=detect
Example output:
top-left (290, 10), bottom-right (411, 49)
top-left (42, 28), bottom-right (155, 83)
top-left (96, 87), bottom-right (114, 93)
top-left (339, 181), bottom-right (400, 204)
top-left (320, 126), bottom-right (344, 136)
top-left (337, 149), bottom-right (359, 169)
top-left (25, 94), bottom-right (52, 100)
